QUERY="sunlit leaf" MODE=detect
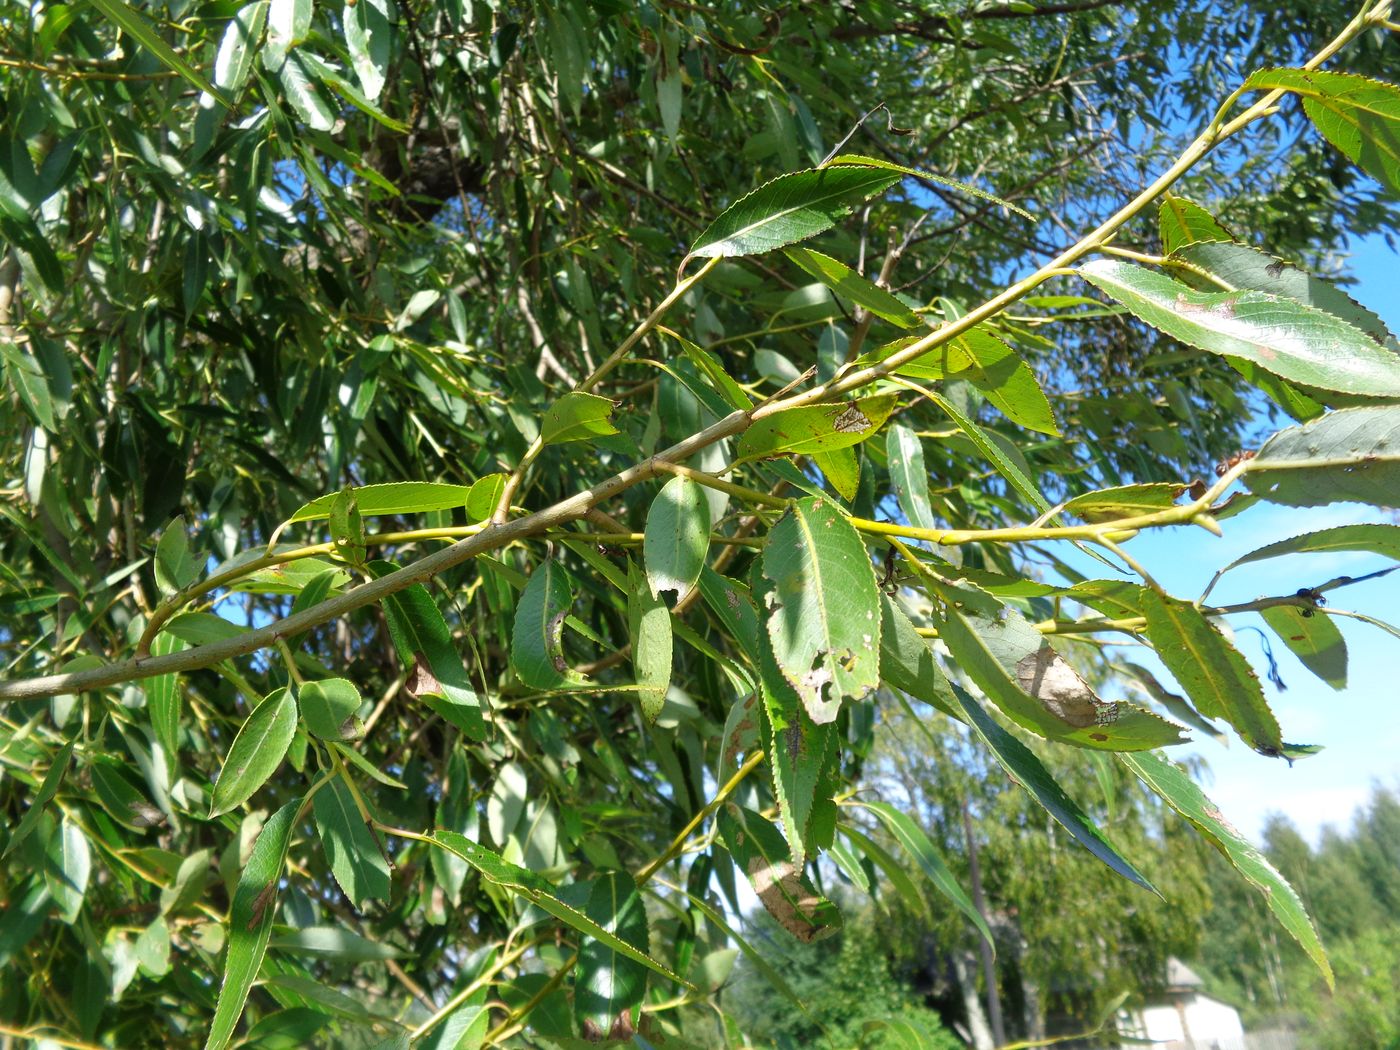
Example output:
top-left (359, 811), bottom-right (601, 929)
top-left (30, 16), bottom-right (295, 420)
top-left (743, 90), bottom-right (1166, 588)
top-left (643, 476), bottom-right (710, 602)
top-left (1245, 405), bottom-right (1400, 508)
top-left (1244, 68), bottom-right (1400, 193)
top-left (1260, 606), bottom-right (1348, 691)
top-left (686, 166), bottom-right (900, 262)
top-left (1080, 259), bottom-right (1400, 397)
top-left (1119, 750), bottom-right (1332, 987)
top-left (737, 395), bottom-right (896, 463)
top-left (313, 778), bottom-right (391, 908)
top-left (540, 391), bottom-right (620, 445)
top-left (718, 803), bottom-right (841, 942)
top-left (760, 496), bottom-right (881, 723)
top-left (858, 800), bottom-right (993, 948)
top-left (574, 872), bottom-right (649, 1033)
top-left (785, 247), bottom-right (921, 328)
top-left (1158, 193), bottom-right (1235, 253)
top-left (1139, 592), bottom-right (1282, 754)
top-left (205, 800), bottom-right (299, 1050)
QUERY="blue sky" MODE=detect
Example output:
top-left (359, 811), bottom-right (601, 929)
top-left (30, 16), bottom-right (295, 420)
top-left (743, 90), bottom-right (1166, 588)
top-left (1062, 231), bottom-right (1400, 848)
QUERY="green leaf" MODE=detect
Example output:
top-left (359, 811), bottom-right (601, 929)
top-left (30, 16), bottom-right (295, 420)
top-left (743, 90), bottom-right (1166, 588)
top-left (784, 247), bottom-right (921, 328)
top-left (658, 327), bottom-right (753, 410)
top-left (268, 925), bottom-right (403, 960)
top-left (1174, 241), bottom-right (1397, 349)
top-left (686, 166), bottom-right (900, 262)
top-left (264, 0), bottom-right (312, 71)
top-left (373, 565), bottom-right (486, 741)
top-left (511, 560), bottom-right (586, 689)
top-left (87, 0), bottom-right (221, 97)
top-left (825, 154), bottom-right (1034, 220)
top-left (877, 594), bottom-right (960, 720)
top-left (670, 884), bottom-right (810, 1014)
top-left (287, 481), bottom-right (480, 524)
top-left (1118, 750), bottom-right (1332, 987)
top-left (859, 800), bottom-right (993, 949)
top-left (278, 51), bottom-right (337, 130)
top-left (1246, 406), bottom-right (1400, 508)
top-left (299, 677), bottom-right (364, 740)
top-left (910, 383), bottom-right (1051, 514)
top-left (1138, 592), bottom-right (1282, 755)
top-left (893, 328), bottom-right (1060, 436)
top-left (718, 804), bottom-right (841, 942)
top-left (5, 740), bottom-right (73, 858)
top-left (345, 0), bottom-right (392, 100)
top-left (1217, 523), bottom-right (1400, 575)
top-left (574, 872), bottom-right (649, 1033)
top-left (1244, 69), bottom-right (1400, 194)
top-left (737, 395), bottom-right (896, 463)
top-left (628, 564), bottom-right (672, 723)
top-left (838, 823), bottom-right (925, 915)
top-left (213, 2), bottom-right (268, 99)
top-left (754, 570), bottom-right (836, 861)
top-left (44, 816), bottom-right (91, 923)
top-left (760, 496), bottom-right (881, 724)
top-left (155, 518), bottom-right (198, 595)
top-left (428, 832), bottom-right (689, 986)
top-left (1158, 193), bottom-right (1235, 254)
top-left (539, 391), bottom-right (619, 446)
top-left (1063, 483), bottom-right (1187, 523)
top-left (643, 476), bottom-right (710, 602)
top-left (1080, 260), bottom-right (1400, 397)
top-left (948, 684), bottom-right (1157, 893)
top-left (1117, 662), bottom-right (1227, 746)
top-left (886, 423), bottom-right (938, 532)
top-left (209, 688), bottom-right (297, 817)
top-left (205, 800), bottom-right (299, 1050)
top-left (1260, 607), bottom-right (1348, 691)
top-left (466, 474), bottom-right (507, 521)
top-left (812, 445), bottom-right (860, 501)
top-left (934, 585), bottom-right (1187, 750)
top-left (313, 778), bottom-right (391, 908)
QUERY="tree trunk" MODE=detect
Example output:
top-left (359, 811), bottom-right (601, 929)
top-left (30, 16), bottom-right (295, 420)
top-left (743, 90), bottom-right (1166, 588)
top-left (951, 950), bottom-right (997, 1050)
top-left (963, 801), bottom-right (1006, 1046)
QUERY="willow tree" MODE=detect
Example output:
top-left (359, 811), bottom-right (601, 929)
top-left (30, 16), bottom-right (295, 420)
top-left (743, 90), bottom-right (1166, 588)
top-left (1, 0), bottom-right (1399, 1046)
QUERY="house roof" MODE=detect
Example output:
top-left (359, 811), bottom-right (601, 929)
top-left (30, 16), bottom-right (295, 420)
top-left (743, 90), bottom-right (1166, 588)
top-left (1166, 958), bottom-right (1205, 990)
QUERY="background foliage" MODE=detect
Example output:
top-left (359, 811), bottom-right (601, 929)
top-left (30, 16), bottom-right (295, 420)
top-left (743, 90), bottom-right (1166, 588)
top-left (2, 0), bottom-right (1400, 1046)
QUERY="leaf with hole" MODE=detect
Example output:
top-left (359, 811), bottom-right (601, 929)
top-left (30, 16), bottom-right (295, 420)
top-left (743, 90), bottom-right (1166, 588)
top-left (644, 476), bottom-right (710, 602)
top-left (760, 497), bottom-right (881, 724)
